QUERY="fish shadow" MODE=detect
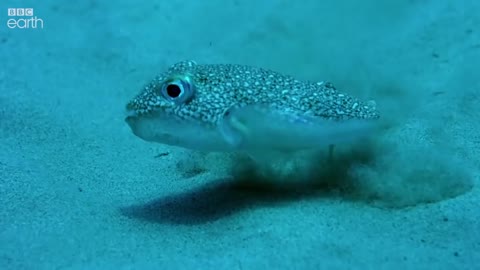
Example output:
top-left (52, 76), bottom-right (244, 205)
top-left (120, 178), bottom-right (337, 225)
top-left (120, 146), bottom-right (376, 225)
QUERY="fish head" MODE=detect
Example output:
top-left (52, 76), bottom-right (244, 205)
top-left (125, 60), bottom-right (233, 151)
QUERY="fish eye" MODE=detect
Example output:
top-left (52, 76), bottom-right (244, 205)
top-left (161, 76), bottom-right (195, 104)
top-left (166, 83), bottom-right (182, 98)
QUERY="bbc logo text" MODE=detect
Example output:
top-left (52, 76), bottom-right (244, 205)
top-left (8, 8), bottom-right (34, 16)
top-left (7, 8), bottom-right (43, 29)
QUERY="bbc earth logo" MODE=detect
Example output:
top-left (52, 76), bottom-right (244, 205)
top-left (7, 8), bottom-right (44, 29)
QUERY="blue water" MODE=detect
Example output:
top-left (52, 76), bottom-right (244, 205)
top-left (1, 1), bottom-right (479, 269)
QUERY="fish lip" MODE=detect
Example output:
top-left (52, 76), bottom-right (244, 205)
top-left (124, 115), bottom-right (135, 125)
top-left (125, 107), bottom-right (138, 117)
top-left (125, 108), bottom-right (139, 125)
top-left (124, 108), bottom-right (166, 125)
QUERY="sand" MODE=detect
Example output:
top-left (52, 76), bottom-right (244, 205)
top-left (1, 0), bottom-right (479, 269)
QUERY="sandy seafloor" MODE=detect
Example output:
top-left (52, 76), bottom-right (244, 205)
top-left (1, 0), bottom-right (480, 269)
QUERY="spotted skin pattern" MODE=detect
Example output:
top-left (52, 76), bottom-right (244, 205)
top-left (126, 60), bottom-right (379, 130)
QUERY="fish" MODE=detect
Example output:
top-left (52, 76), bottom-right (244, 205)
top-left (125, 60), bottom-right (380, 158)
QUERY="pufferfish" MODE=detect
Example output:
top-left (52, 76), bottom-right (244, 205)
top-left (125, 61), bottom-right (379, 158)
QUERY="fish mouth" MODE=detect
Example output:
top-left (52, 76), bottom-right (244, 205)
top-left (124, 116), bottom-right (136, 129)
top-left (124, 107), bottom-right (153, 138)
top-left (124, 110), bottom-right (179, 146)
top-left (125, 103), bottom-right (139, 118)
top-left (124, 107), bottom-right (167, 124)
top-left (124, 105), bottom-right (157, 125)
top-left (125, 107), bottom-right (138, 118)
top-left (124, 108), bottom-right (234, 152)
top-left (124, 108), bottom-right (140, 128)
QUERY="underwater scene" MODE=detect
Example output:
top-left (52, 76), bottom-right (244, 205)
top-left (1, 0), bottom-right (479, 269)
